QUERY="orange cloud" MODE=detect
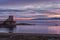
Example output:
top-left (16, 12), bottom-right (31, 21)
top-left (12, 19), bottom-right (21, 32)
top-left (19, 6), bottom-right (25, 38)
top-left (47, 14), bottom-right (60, 18)
top-left (14, 18), bottom-right (34, 20)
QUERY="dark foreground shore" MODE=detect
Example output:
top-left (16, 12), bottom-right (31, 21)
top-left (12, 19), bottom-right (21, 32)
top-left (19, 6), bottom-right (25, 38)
top-left (0, 33), bottom-right (60, 40)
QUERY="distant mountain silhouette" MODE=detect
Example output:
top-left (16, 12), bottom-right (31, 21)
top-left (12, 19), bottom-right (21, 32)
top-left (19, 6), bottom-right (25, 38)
top-left (33, 17), bottom-right (60, 20)
top-left (17, 23), bottom-right (35, 25)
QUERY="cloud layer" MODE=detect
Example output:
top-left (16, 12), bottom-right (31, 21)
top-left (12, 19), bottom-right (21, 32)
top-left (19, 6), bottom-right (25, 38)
top-left (0, 0), bottom-right (60, 18)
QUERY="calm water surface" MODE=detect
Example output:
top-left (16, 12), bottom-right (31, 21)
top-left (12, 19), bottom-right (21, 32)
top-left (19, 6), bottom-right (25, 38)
top-left (0, 20), bottom-right (60, 34)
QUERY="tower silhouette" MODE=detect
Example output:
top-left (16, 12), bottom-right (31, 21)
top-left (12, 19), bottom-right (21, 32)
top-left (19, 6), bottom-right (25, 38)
top-left (2, 15), bottom-right (16, 33)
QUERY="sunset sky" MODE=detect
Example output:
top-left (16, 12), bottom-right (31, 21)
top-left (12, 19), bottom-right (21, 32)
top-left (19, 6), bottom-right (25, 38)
top-left (0, 0), bottom-right (60, 19)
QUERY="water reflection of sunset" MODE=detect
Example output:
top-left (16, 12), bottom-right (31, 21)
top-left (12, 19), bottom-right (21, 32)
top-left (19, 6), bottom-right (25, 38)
top-left (48, 26), bottom-right (60, 34)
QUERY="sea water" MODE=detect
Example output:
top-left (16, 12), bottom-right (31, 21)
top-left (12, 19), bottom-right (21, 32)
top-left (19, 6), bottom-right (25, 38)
top-left (0, 20), bottom-right (60, 34)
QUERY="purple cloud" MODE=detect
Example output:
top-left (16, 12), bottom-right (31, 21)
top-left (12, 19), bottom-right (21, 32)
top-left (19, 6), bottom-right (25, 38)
top-left (0, 0), bottom-right (60, 6)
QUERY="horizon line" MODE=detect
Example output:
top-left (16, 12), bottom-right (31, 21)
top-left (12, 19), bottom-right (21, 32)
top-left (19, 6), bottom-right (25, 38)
top-left (0, 18), bottom-right (34, 20)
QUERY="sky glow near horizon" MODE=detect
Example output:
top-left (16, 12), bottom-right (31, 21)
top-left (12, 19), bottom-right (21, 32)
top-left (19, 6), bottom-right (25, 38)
top-left (0, 0), bottom-right (60, 18)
